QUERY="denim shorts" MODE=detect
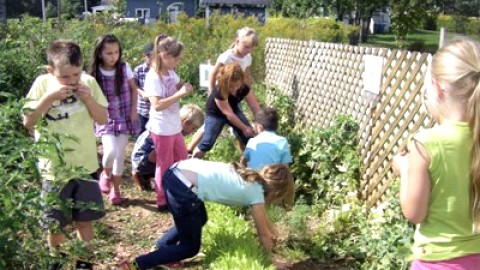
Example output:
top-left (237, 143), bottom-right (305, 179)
top-left (41, 178), bottom-right (106, 231)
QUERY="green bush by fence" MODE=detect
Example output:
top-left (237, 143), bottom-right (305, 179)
top-left (437, 14), bottom-right (480, 36)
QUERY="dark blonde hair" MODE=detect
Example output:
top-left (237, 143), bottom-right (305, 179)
top-left (431, 38), bottom-right (480, 224)
top-left (216, 63), bottom-right (245, 99)
top-left (230, 27), bottom-right (259, 49)
top-left (152, 34), bottom-right (184, 75)
top-left (88, 34), bottom-right (124, 96)
top-left (180, 104), bottom-right (204, 131)
top-left (231, 162), bottom-right (295, 209)
top-left (47, 40), bottom-right (83, 68)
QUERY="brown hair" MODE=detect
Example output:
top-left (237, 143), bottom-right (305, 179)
top-left (255, 107), bottom-right (279, 131)
top-left (47, 40), bottom-right (83, 68)
top-left (231, 162), bottom-right (295, 209)
top-left (88, 34), bottom-right (125, 96)
top-left (216, 63), bottom-right (244, 99)
top-left (152, 34), bottom-right (184, 75)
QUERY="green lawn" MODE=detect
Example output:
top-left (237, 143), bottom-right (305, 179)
top-left (366, 29), bottom-right (440, 53)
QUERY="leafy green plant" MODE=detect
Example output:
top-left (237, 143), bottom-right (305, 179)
top-left (202, 203), bottom-right (274, 270)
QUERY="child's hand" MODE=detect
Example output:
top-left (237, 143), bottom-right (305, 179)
top-left (75, 84), bottom-right (92, 101)
top-left (180, 83), bottom-right (193, 97)
top-left (49, 85), bottom-right (77, 101)
top-left (392, 147), bottom-right (408, 176)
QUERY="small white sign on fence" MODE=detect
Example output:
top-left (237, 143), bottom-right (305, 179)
top-left (363, 55), bottom-right (384, 101)
top-left (199, 61), bottom-right (214, 90)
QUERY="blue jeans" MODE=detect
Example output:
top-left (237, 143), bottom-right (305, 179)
top-left (197, 111), bottom-right (251, 152)
top-left (137, 114), bottom-right (149, 137)
top-left (135, 168), bottom-right (207, 269)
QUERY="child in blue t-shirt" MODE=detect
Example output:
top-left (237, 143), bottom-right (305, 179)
top-left (243, 107), bottom-right (292, 171)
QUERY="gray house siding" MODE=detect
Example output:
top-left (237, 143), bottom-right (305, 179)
top-left (126, 0), bottom-right (195, 19)
top-left (0, 0), bottom-right (6, 24)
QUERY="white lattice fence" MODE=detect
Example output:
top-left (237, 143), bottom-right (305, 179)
top-left (265, 37), bottom-right (434, 207)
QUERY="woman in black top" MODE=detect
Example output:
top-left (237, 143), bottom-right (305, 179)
top-left (192, 63), bottom-right (261, 158)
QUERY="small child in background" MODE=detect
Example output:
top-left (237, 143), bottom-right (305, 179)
top-left (89, 34), bottom-right (139, 205)
top-left (131, 104), bottom-right (204, 191)
top-left (243, 107), bottom-right (292, 171)
top-left (187, 27), bottom-right (259, 154)
top-left (23, 40), bottom-right (108, 270)
top-left (144, 34), bottom-right (193, 211)
top-left (134, 43), bottom-right (154, 136)
top-left (393, 38), bottom-right (480, 269)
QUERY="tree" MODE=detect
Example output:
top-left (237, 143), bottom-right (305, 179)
top-left (389, 0), bottom-right (428, 42)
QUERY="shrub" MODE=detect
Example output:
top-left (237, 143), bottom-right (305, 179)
top-left (0, 99), bottom-right (50, 268)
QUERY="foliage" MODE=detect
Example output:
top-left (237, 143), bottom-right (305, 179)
top-left (0, 97), bottom-right (87, 268)
top-left (202, 203), bottom-right (274, 269)
top-left (437, 15), bottom-right (480, 37)
top-left (390, 0), bottom-right (428, 43)
top-left (1, 15), bottom-right (357, 102)
top-left (0, 99), bottom-right (47, 269)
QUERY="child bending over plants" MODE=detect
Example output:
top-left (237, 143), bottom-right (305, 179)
top-left (393, 38), bottom-right (480, 269)
top-left (119, 159), bottom-right (294, 270)
top-left (23, 40), bottom-right (108, 270)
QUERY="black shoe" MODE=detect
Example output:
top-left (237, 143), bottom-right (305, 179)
top-left (48, 262), bottom-right (63, 270)
top-left (75, 260), bottom-right (93, 270)
top-left (157, 204), bottom-right (168, 212)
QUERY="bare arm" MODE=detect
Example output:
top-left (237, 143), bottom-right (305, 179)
top-left (215, 98), bottom-right (253, 137)
top-left (244, 90), bottom-right (261, 116)
top-left (251, 203), bottom-right (276, 253)
top-left (149, 83), bottom-right (192, 111)
top-left (129, 78), bottom-right (138, 120)
top-left (394, 140), bottom-right (431, 224)
top-left (209, 62), bottom-right (224, 94)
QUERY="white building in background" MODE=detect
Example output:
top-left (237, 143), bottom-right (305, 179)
top-left (369, 8), bottom-right (391, 34)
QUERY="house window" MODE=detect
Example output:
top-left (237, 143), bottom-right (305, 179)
top-left (135, 8), bottom-right (150, 18)
top-left (167, 2), bottom-right (184, 23)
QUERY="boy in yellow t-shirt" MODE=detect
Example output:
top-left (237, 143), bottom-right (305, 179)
top-left (23, 40), bottom-right (108, 270)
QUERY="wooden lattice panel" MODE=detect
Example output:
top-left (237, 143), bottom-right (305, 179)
top-left (361, 52), bottom-right (434, 207)
top-left (265, 38), bottom-right (435, 207)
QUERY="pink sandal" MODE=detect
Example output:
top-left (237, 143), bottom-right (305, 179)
top-left (109, 190), bottom-right (122, 205)
top-left (99, 173), bottom-right (111, 194)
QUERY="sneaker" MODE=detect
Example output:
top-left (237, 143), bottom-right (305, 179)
top-left (99, 173), bottom-right (111, 194)
top-left (109, 190), bottom-right (122, 205)
top-left (157, 204), bottom-right (168, 212)
top-left (75, 260), bottom-right (93, 270)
